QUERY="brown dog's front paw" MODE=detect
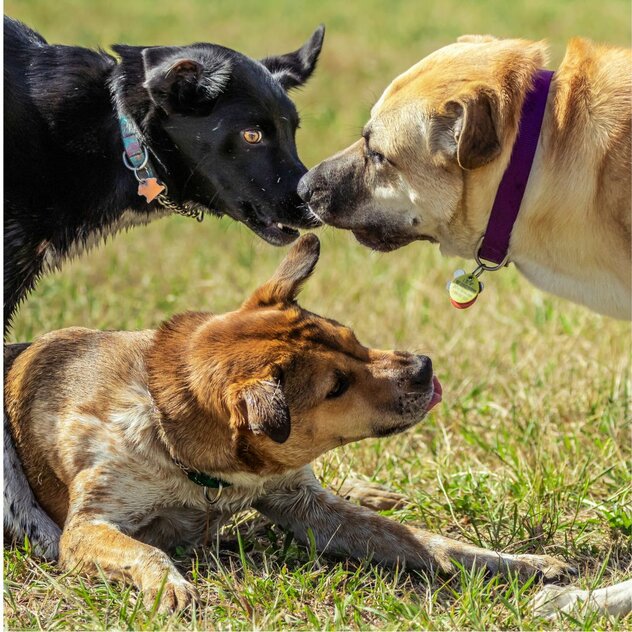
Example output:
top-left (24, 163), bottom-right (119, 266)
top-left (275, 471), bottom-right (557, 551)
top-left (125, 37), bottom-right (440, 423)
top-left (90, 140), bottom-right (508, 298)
top-left (512, 554), bottom-right (576, 582)
top-left (335, 478), bottom-right (408, 511)
top-left (143, 571), bottom-right (199, 613)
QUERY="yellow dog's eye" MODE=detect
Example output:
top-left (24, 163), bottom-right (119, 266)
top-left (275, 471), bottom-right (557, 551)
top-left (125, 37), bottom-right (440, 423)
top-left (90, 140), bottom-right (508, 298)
top-left (242, 129), bottom-right (263, 144)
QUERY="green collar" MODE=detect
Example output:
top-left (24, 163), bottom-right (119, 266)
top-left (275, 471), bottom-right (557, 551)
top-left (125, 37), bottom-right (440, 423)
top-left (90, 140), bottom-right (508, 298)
top-left (173, 458), bottom-right (231, 489)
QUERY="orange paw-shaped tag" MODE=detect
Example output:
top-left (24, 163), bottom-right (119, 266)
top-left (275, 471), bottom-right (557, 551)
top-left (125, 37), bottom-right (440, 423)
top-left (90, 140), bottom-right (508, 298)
top-left (138, 178), bottom-right (165, 203)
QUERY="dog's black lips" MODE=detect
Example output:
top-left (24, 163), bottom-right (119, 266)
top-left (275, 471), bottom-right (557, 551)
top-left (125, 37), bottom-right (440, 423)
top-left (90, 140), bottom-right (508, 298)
top-left (232, 202), bottom-right (322, 247)
top-left (352, 228), bottom-right (415, 252)
top-left (246, 214), bottom-right (300, 246)
top-left (372, 418), bottom-right (421, 438)
top-left (234, 203), bottom-right (296, 246)
top-left (352, 228), bottom-right (437, 252)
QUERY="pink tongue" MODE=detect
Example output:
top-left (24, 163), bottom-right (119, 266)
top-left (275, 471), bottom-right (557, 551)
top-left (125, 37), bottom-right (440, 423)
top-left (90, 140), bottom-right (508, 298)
top-left (427, 376), bottom-right (443, 411)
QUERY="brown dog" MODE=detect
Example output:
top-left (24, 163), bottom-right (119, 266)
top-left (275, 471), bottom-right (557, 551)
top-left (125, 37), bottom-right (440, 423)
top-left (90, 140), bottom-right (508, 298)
top-left (298, 36), bottom-right (631, 319)
top-left (4, 235), bottom-right (570, 612)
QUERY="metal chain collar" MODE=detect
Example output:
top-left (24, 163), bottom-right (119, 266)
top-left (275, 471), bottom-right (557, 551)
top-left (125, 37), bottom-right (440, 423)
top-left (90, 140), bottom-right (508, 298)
top-left (156, 189), bottom-right (205, 223)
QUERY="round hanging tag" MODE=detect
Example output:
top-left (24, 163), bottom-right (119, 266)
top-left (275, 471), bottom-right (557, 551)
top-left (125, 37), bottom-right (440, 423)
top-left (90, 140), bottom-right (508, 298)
top-left (448, 272), bottom-right (481, 307)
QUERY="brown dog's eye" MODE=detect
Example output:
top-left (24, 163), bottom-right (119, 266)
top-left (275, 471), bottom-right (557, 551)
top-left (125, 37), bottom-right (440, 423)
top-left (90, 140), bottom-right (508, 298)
top-left (242, 129), bottom-right (263, 144)
top-left (327, 373), bottom-right (350, 399)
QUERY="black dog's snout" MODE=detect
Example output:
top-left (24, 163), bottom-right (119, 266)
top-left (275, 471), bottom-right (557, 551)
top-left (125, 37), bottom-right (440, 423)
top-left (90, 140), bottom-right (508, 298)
top-left (297, 173), bottom-right (313, 203)
top-left (410, 355), bottom-right (433, 389)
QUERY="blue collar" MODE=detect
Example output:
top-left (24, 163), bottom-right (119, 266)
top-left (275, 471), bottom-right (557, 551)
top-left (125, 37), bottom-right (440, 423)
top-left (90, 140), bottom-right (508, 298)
top-left (117, 113), bottom-right (205, 221)
top-left (119, 114), bottom-right (167, 204)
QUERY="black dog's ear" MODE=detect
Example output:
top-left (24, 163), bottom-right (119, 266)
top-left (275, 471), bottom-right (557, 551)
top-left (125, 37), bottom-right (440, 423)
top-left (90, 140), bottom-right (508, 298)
top-left (429, 89), bottom-right (501, 170)
top-left (138, 46), bottom-right (232, 114)
top-left (237, 378), bottom-right (291, 444)
top-left (260, 25), bottom-right (325, 91)
top-left (243, 233), bottom-right (320, 309)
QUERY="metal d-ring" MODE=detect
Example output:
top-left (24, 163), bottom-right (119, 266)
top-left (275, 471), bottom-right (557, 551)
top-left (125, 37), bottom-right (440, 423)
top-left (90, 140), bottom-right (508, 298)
top-left (474, 235), bottom-right (509, 272)
top-left (203, 483), bottom-right (224, 505)
top-left (122, 146), bottom-right (149, 173)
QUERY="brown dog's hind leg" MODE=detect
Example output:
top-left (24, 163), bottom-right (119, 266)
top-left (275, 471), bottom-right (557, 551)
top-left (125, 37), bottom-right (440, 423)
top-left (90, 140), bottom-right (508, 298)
top-left (256, 467), bottom-right (573, 582)
top-left (60, 516), bottom-right (198, 613)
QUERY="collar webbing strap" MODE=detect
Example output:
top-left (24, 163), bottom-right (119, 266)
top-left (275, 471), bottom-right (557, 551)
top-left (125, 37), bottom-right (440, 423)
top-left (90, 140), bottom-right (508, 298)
top-left (120, 115), bottom-right (151, 171)
top-left (478, 69), bottom-right (554, 265)
top-left (186, 470), bottom-right (231, 489)
top-left (172, 457), bottom-right (231, 490)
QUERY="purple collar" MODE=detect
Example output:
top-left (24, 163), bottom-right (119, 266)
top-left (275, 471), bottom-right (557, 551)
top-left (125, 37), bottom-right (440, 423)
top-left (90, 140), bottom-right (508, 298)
top-left (477, 69), bottom-right (554, 266)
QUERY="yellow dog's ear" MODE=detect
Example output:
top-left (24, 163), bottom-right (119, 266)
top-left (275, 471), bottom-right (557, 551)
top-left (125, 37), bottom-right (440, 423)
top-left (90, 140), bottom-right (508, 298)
top-left (457, 34), bottom-right (500, 44)
top-left (454, 90), bottom-right (502, 170)
top-left (430, 88), bottom-right (501, 171)
top-left (242, 233), bottom-right (320, 309)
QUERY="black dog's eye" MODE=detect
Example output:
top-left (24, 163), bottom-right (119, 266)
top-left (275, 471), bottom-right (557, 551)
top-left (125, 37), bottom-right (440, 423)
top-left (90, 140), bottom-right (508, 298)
top-left (242, 129), bottom-right (263, 144)
top-left (327, 373), bottom-right (350, 399)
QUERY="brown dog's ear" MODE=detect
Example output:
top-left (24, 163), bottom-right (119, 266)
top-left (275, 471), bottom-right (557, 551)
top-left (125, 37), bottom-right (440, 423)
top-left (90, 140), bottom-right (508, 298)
top-left (243, 233), bottom-right (320, 309)
top-left (235, 378), bottom-right (291, 443)
top-left (430, 90), bottom-right (501, 171)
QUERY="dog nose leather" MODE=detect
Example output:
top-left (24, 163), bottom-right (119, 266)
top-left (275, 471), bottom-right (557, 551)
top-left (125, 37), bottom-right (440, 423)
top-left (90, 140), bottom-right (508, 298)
top-left (411, 355), bottom-right (433, 388)
top-left (297, 174), bottom-right (313, 203)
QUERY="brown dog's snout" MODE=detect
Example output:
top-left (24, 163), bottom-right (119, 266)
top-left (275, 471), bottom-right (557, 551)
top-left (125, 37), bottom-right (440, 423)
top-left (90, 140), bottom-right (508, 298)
top-left (409, 355), bottom-right (433, 390)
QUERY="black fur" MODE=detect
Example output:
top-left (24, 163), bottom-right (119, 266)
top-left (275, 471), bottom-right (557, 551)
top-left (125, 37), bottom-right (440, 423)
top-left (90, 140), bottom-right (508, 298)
top-left (4, 17), bottom-right (325, 331)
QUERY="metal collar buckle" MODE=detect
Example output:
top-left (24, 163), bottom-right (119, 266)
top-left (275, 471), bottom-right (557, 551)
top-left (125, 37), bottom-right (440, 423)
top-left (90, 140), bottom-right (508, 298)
top-left (122, 146), bottom-right (149, 174)
top-left (446, 236), bottom-right (510, 309)
top-left (203, 483), bottom-right (224, 505)
top-left (474, 235), bottom-right (509, 272)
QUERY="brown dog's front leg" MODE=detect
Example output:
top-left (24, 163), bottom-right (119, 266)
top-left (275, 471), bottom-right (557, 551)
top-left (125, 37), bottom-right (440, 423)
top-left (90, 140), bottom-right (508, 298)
top-left (255, 468), bottom-right (572, 581)
top-left (60, 515), bottom-right (198, 612)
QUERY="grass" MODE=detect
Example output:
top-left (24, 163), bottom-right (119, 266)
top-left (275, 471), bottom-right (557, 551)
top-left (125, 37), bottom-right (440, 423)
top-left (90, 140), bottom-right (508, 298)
top-left (3, 0), bottom-right (631, 629)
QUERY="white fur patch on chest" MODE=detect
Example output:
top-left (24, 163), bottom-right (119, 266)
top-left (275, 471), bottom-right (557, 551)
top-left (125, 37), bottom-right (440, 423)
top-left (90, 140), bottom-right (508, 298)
top-left (515, 259), bottom-right (631, 319)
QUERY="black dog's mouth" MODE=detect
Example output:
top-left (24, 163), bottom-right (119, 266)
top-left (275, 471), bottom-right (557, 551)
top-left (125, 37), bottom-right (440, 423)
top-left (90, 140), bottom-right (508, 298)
top-left (236, 203), bottom-right (322, 247)
top-left (245, 213), bottom-right (300, 246)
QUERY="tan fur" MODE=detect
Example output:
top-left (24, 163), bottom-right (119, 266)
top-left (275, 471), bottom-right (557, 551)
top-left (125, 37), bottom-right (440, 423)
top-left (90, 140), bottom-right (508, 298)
top-left (302, 36), bottom-right (631, 319)
top-left (5, 235), bottom-right (571, 612)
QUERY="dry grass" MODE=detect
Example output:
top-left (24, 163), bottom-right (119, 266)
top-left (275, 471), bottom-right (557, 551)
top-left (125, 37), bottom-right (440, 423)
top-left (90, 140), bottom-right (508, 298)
top-left (4, 0), bottom-right (631, 629)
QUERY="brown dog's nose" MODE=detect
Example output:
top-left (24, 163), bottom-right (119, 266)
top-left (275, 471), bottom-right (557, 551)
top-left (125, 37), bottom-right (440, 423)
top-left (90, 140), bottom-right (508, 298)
top-left (297, 172), bottom-right (313, 203)
top-left (410, 355), bottom-right (433, 389)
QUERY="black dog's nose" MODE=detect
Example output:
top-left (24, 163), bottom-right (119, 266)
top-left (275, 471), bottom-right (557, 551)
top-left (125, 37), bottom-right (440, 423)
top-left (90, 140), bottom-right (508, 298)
top-left (297, 173), bottom-right (313, 203)
top-left (410, 355), bottom-right (433, 388)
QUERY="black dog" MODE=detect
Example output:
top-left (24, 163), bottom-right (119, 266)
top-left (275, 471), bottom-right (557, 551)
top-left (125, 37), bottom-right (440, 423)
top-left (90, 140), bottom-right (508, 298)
top-left (4, 16), bottom-right (324, 330)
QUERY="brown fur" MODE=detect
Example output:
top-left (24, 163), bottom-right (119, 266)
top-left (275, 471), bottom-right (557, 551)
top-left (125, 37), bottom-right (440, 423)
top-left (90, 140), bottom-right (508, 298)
top-left (300, 36), bottom-right (631, 319)
top-left (5, 235), bottom-right (571, 612)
